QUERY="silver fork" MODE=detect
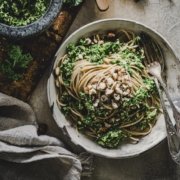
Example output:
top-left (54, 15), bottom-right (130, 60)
top-left (148, 61), bottom-right (180, 164)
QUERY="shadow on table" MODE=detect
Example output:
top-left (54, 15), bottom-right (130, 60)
top-left (89, 140), bottom-right (178, 180)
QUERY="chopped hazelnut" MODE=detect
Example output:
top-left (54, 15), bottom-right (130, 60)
top-left (97, 82), bottom-right (106, 91)
top-left (101, 95), bottom-right (108, 102)
top-left (87, 84), bottom-right (92, 90)
top-left (115, 84), bottom-right (123, 94)
top-left (106, 77), bottom-right (114, 86)
top-left (112, 73), bottom-right (118, 80)
top-left (93, 99), bottom-right (100, 107)
top-left (92, 84), bottom-right (97, 90)
top-left (112, 101), bottom-right (118, 109)
top-left (89, 88), bottom-right (97, 95)
top-left (123, 88), bottom-right (131, 96)
top-left (114, 93), bottom-right (121, 101)
top-left (105, 88), bottom-right (114, 96)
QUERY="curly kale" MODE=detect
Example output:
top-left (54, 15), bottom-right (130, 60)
top-left (0, 45), bottom-right (32, 80)
top-left (123, 78), bottom-right (156, 107)
top-left (97, 130), bottom-right (126, 148)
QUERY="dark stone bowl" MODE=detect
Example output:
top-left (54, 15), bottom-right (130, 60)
top-left (0, 0), bottom-right (62, 39)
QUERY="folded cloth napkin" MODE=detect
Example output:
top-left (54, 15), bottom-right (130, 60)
top-left (0, 93), bottom-right (82, 180)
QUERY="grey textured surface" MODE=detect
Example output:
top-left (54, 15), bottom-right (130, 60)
top-left (0, 0), bottom-right (180, 179)
top-left (0, 0), bottom-right (62, 39)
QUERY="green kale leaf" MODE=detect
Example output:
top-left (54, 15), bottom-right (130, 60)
top-left (97, 130), bottom-right (126, 148)
top-left (0, 45), bottom-right (32, 80)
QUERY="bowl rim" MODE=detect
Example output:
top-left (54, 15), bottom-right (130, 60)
top-left (0, 0), bottom-right (62, 38)
top-left (47, 18), bottom-right (179, 158)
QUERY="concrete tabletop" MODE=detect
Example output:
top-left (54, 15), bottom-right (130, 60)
top-left (0, 0), bottom-right (180, 179)
top-left (62, 0), bottom-right (180, 179)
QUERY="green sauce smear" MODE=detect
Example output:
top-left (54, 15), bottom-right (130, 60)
top-left (0, 0), bottom-right (49, 26)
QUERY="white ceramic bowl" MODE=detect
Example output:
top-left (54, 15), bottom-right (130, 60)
top-left (47, 19), bottom-right (180, 158)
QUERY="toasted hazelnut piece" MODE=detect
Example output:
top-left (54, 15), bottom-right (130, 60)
top-left (93, 99), bottom-right (100, 107)
top-left (124, 75), bottom-right (129, 80)
top-left (117, 76), bottom-right (122, 81)
top-left (121, 77), bottom-right (127, 82)
top-left (89, 88), bottom-right (97, 95)
top-left (112, 73), bottom-right (118, 80)
top-left (92, 84), bottom-right (97, 90)
top-left (112, 101), bottom-right (118, 109)
top-left (97, 82), bottom-right (106, 91)
top-left (114, 93), bottom-right (121, 101)
top-left (117, 70), bottom-right (122, 76)
top-left (105, 88), bottom-right (114, 96)
top-left (115, 84), bottom-right (123, 94)
top-left (122, 83), bottom-right (128, 89)
top-left (123, 88), bottom-right (131, 96)
top-left (106, 77), bottom-right (114, 86)
top-left (55, 67), bottom-right (60, 76)
top-left (101, 95), bottom-right (108, 102)
top-left (87, 84), bottom-right (93, 90)
top-left (109, 69), bottom-right (115, 74)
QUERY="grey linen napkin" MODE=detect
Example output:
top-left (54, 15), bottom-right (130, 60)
top-left (0, 92), bottom-right (82, 180)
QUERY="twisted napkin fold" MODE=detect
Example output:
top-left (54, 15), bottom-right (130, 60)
top-left (0, 93), bottom-right (82, 180)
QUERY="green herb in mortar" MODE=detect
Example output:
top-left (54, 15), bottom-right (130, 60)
top-left (63, 0), bottom-right (83, 6)
top-left (0, 0), bottom-right (49, 26)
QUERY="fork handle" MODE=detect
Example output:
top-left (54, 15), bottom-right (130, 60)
top-left (156, 76), bottom-right (180, 133)
top-left (154, 78), bottom-right (180, 164)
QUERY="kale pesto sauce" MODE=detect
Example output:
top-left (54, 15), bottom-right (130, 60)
top-left (0, 0), bottom-right (49, 26)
